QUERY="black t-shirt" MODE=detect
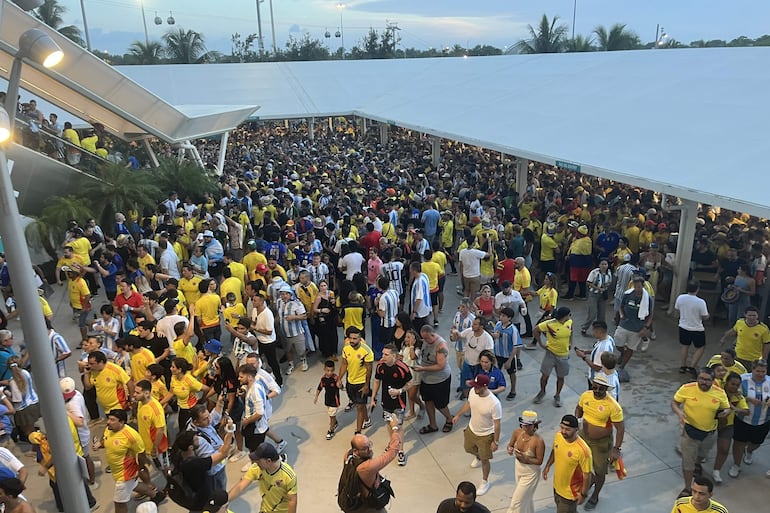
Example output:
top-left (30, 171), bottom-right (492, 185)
top-left (142, 335), bottom-right (169, 360)
top-left (374, 361), bottom-right (411, 412)
top-left (691, 249), bottom-right (718, 270)
top-left (180, 456), bottom-right (213, 508)
top-left (318, 375), bottom-right (341, 408)
top-left (436, 498), bottom-right (491, 513)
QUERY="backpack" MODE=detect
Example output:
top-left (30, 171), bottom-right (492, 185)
top-left (337, 454), bottom-right (394, 512)
top-left (164, 461), bottom-right (204, 510)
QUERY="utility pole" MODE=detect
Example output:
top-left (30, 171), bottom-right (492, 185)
top-left (385, 20), bottom-right (400, 57)
top-left (255, 0), bottom-right (265, 57)
top-left (269, 0), bottom-right (277, 55)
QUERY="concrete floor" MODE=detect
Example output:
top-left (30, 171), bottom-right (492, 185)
top-left (5, 274), bottom-right (768, 512)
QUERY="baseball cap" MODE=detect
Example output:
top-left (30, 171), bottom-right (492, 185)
top-left (203, 339), bottom-right (222, 355)
top-left (279, 284), bottom-right (293, 294)
top-left (560, 414), bottom-right (579, 429)
top-left (471, 374), bottom-right (490, 387)
top-left (249, 442), bottom-right (280, 461)
top-left (256, 263), bottom-right (268, 274)
top-left (206, 489), bottom-right (229, 512)
top-left (60, 377), bottom-right (77, 400)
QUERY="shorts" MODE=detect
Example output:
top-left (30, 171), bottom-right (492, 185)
top-left (326, 406), bottom-right (339, 417)
top-left (242, 428), bottom-right (267, 451)
top-left (540, 260), bottom-right (556, 273)
top-left (286, 334), bottom-right (305, 356)
top-left (496, 354), bottom-right (516, 375)
top-left (717, 424), bottom-right (734, 441)
top-left (581, 428), bottom-right (612, 476)
top-left (680, 427), bottom-right (716, 471)
top-left (540, 350), bottom-right (570, 378)
top-left (151, 451), bottom-right (170, 470)
top-left (346, 383), bottom-right (370, 405)
top-left (679, 328), bottom-right (706, 348)
top-left (76, 308), bottom-right (90, 328)
top-left (463, 427), bottom-right (495, 461)
top-left (613, 326), bottom-right (644, 351)
top-left (438, 275), bottom-right (446, 292)
top-left (420, 377), bottom-right (451, 410)
top-left (430, 291), bottom-right (439, 305)
top-left (733, 418), bottom-right (770, 445)
top-left (554, 491), bottom-right (578, 513)
top-left (113, 478), bottom-right (138, 504)
top-left (461, 361), bottom-right (480, 387)
top-left (14, 403), bottom-right (41, 428)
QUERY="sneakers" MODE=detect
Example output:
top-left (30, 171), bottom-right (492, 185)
top-left (326, 429), bottom-right (336, 440)
top-left (300, 358), bottom-right (309, 372)
top-left (516, 360), bottom-right (523, 370)
top-left (476, 480), bottom-right (490, 496)
top-left (554, 395), bottom-right (562, 407)
top-left (728, 464), bottom-right (740, 478)
top-left (241, 461), bottom-right (252, 472)
top-left (470, 456), bottom-right (481, 468)
top-left (506, 392), bottom-right (517, 401)
top-left (712, 469), bottom-right (723, 484)
top-left (362, 418), bottom-right (372, 429)
top-left (397, 451), bottom-right (407, 466)
top-left (533, 391), bottom-right (545, 404)
top-left (640, 338), bottom-right (650, 352)
top-left (344, 402), bottom-right (353, 412)
top-left (744, 450), bottom-right (754, 465)
top-left (230, 450), bottom-right (248, 462)
top-left (286, 363), bottom-right (295, 375)
top-left (277, 440), bottom-right (288, 454)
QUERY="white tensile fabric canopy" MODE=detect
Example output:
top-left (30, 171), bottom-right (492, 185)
top-left (119, 48), bottom-right (769, 218)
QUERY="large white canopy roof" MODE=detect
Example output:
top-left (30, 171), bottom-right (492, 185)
top-left (0, 2), bottom-right (258, 142)
top-left (119, 48), bottom-right (770, 218)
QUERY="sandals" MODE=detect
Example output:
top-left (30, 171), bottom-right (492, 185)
top-left (419, 425), bottom-right (439, 434)
top-left (442, 422), bottom-right (454, 433)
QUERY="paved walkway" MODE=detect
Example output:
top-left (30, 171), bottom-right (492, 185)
top-left (5, 275), bottom-right (767, 512)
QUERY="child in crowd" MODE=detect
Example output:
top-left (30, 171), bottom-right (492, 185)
top-left (399, 329), bottom-right (424, 420)
top-left (145, 364), bottom-right (171, 409)
top-left (492, 307), bottom-right (522, 400)
top-left (91, 304), bottom-right (120, 351)
top-left (222, 292), bottom-right (246, 348)
top-left (595, 352), bottom-right (621, 401)
top-left (314, 360), bottom-right (341, 440)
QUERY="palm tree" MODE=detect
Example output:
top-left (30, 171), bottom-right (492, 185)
top-left (163, 28), bottom-right (209, 64)
top-left (515, 14), bottom-right (568, 54)
top-left (34, 0), bottom-right (85, 46)
top-left (79, 164), bottom-right (162, 229)
top-left (127, 41), bottom-right (165, 65)
top-left (25, 196), bottom-right (93, 260)
top-left (153, 158), bottom-right (218, 203)
top-left (565, 34), bottom-right (595, 52)
top-left (594, 23), bottom-right (640, 51)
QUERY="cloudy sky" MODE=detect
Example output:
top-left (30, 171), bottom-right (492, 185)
top-left (54, 0), bottom-right (770, 55)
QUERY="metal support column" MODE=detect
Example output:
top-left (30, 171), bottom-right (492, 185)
top-left (515, 158), bottom-right (529, 199)
top-left (667, 199), bottom-right (698, 314)
top-left (379, 123), bottom-right (389, 145)
top-left (308, 117), bottom-right (315, 141)
top-left (142, 138), bottom-right (159, 168)
top-left (431, 136), bottom-right (441, 168)
top-left (216, 131), bottom-right (229, 176)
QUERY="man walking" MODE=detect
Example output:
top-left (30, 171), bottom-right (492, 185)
top-left (452, 374), bottom-right (502, 496)
top-left (369, 343), bottom-right (412, 466)
top-left (615, 275), bottom-right (653, 375)
top-left (671, 367), bottom-right (730, 498)
top-left (575, 375), bottom-right (625, 510)
top-left (252, 294), bottom-right (282, 386)
top-left (542, 414), bottom-right (593, 513)
top-left (228, 442), bottom-right (297, 512)
top-left (728, 358), bottom-right (770, 478)
top-left (675, 281), bottom-right (710, 376)
top-left (533, 307), bottom-right (573, 407)
top-left (338, 327), bottom-right (374, 434)
top-left (670, 476), bottom-right (729, 513)
top-left (409, 262), bottom-right (432, 333)
top-left (436, 481), bottom-right (491, 513)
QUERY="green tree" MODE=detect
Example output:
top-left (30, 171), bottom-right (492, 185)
top-left (754, 35), bottom-right (770, 46)
top-left (127, 41), bottom-right (165, 65)
top-left (79, 164), bottom-right (162, 229)
top-left (565, 34), bottom-right (595, 52)
top-left (280, 34), bottom-right (330, 61)
top-left (231, 32), bottom-right (258, 62)
top-left (152, 159), bottom-right (218, 204)
top-left (25, 196), bottom-right (93, 260)
top-left (515, 14), bottom-right (568, 54)
top-left (727, 36), bottom-right (753, 47)
top-left (163, 28), bottom-right (209, 64)
top-left (34, 0), bottom-right (85, 46)
top-left (594, 23), bottom-right (640, 51)
top-left (467, 45), bottom-right (503, 56)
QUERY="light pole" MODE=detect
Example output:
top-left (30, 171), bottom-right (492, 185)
top-left (255, 0), bottom-right (265, 57)
top-left (337, 3), bottom-right (345, 60)
top-left (79, 0), bottom-right (92, 51)
top-left (269, 0), bottom-right (277, 55)
top-left (0, 29), bottom-right (90, 513)
top-left (571, 0), bottom-right (577, 40)
top-left (654, 24), bottom-right (668, 49)
top-left (139, 0), bottom-right (149, 46)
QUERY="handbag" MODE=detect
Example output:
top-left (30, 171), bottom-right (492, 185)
top-left (362, 475), bottom-right (395, 509)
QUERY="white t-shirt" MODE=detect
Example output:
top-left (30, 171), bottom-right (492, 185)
top-left (255, 307), bottom-right (276, 344)
top-left (459, 248), bottom-right (487, 278)
top-left (494, 290), bottom-right (525, 322)
top-left (156, 314), bottom-right (188, 344)
top-left (468, 388), bottom-right (502, 436)
top-left (674, 293), bottom-right (709, 332)
top-left (459, 328), bottom-right (494, 365)
top-left (65, 390), bottom-right (91, 450)
top-left (588, 337), bottom-right (615, 380)
top-left (340, 252), bottom-right (365, 281)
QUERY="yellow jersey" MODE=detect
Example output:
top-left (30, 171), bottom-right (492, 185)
top-left (243, 461), bottom-right (298, 513)
top-left (104, 425), bottom-right (144, 482)
top-left (578, 390), bottom-right (624, 428)
top-left (220, 277), bottom-right (243, 305)
top-left (673, 382), bottom-right (729, 432)
top-left (551, 432), bottom-right (592, 500)
top-left (90, 362), bottom-right (130, 412)
top-left (195, 293), bottom-right (222, 328)
top-left (342, 343), bottom-right (374, 385)
top-left (68, 277), bottom-right (90, 310)
top-left (137, 398), bottom-right (168, 454)
top-left (179, 276), bottom-right (202, 304)
top-left (671, 497), bottom-right (728, 513)
top-left (223, 303), bottom-right (247, 326)
top-left (421, 261), bottom-right (443, 292)
top-left (732, 319), bottom-right (770, 361)
top-left (130, 347), bottom-right (156, 383)
top-left (67, 237), bottom-right (92, 264)
top-left (173, 338), bottom-right (197, 368)
top-left (170, 372), bottom-right (203, 409)
top-left (538, 318), bottom-right (573, 357)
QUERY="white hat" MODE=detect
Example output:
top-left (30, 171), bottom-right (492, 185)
top-left (202, 230), bottom-right (214, 237)
top-left (519, 410), bottom-right (540, 425)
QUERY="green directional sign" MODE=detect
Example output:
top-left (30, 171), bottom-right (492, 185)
top-left (555, 160), bottom-right (581, 172)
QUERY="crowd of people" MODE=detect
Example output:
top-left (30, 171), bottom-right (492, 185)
top-left (1, 119), bottom-right (769, 512)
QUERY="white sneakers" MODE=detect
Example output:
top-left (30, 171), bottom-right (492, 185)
top-left (744, 450), bottom-right (754, 465)
top-left (476, 480), bottom-right (490, 496)
top-left (286, 363), bottom-right (295, 375)
top-left (728, 464), bottom-right (740, 478)
top-left (277, 440), bottom-right (288, 454)
top-left (470, 457), bottom-right (480, 468)
top-left (301, 358), bottom-right (309, 372)
top-left (712, 469), bottom-right (723, 483)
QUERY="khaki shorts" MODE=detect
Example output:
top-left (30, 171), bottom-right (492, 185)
top-left (680, 426), bottom-right (716, 471)
top-left (463, 427), bottom-right (495, 461)
top-left (613, 326), bottom-right (644, 351)
top-left (113, 478), bottom-right (138, 503)
top-left (286, 334), bottom-right (305, 356)
top-left (554, 490), bottom-right (578, 513)
top-left (326, 406), bottom-right (339, 417)
top-left (581, 428), bottom-right (612, 476)
top-left (541, 350), bottom-right (570, 378)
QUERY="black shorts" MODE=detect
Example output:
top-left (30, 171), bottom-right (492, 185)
top-left (438, 275), bottom-right (446, 292)
top-left (733, 418), bottom-right (770, 445)
top-left (540, 260), bottom-right (556, 273)
top-left (430, 291), bottom-right (439, 305)
top-left (678, 327), bottom-right (706, 348)
top-left (420, 377), bottom-right (451, 410)
top-left (242, 428), bottom-right (267, 451)
top-left (346, 383), bottom-right (370, 405)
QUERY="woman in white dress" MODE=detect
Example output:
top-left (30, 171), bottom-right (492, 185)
top-left (506, 410), bottom-right (545, 513)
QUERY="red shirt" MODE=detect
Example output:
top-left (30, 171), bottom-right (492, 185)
top-left (114, 291), bottom-right (143, 311)
top-left (359, 231), bottom-right (382, 253)
top-left (496, 259), bottom-right (516, 288)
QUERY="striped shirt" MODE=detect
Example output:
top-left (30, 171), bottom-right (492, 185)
top-left (49, 330), bottom-right (71, 379)
top-left (279, 299), bottom-right (306, 338)
top-left (9, 369), bottom-right (39, 409)
top-left (452, 312), bottom-right (475, 352)
top-left (308, 263), bottom-right (329, 286)
top-left (493, 321), bottom-right (520, 358)
top-left (381, 261), bottom-right (404, 296)
top-left (589, 337), bottom-right (615, 380)
top-left (411, 272), bottom-right (432, 318)
top-left (740, 374), bottom-right (770, 425)
top-left (379, 289), bottom-right (399, 328)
